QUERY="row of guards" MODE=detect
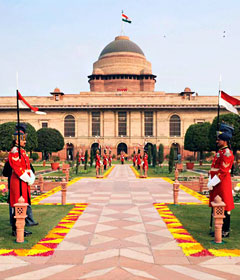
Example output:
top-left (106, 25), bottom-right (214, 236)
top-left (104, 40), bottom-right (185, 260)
top-left (95, 149), bottom-right (113, 177)
top-left (132, 148), bottom-right (149, 177)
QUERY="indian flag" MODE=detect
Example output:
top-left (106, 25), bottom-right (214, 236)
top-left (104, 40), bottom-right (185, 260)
top-left (122, 12), bottom-right (132, 23)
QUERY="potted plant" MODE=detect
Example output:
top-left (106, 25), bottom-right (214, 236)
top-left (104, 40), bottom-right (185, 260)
top-left (186, 155), bottom-right (195, 170)
top-left (51, 156), bottom-right (60, 170)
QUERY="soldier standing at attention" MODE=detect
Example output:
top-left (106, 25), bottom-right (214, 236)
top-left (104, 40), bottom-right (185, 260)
top-left (95, 149), bottom-right (101, 176)
top-left (207, 123), bottom-right (234, 238)
top-left (8, 124), bottom-right (35, 237)
top-left (143, 150), bottom-right (149, 177)
top-left (103, 150), bottom-right (108, 170)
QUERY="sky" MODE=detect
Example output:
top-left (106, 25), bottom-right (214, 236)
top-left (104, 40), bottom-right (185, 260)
top-left (0, 0), bottom-right (239, 97)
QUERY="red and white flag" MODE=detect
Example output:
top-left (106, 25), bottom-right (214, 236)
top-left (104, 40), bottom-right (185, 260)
top-left (18, 91), bottom-right (46, 115)
top-left (219, 91), bottom-right (240, 115)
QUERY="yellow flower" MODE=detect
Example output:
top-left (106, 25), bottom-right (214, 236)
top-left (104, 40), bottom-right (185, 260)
top-left (0, 184), bottom-right (6, 190)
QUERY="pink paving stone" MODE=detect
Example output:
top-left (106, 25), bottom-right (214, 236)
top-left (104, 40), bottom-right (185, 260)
top-left (144, 224), bottom-right (163, 232)
top-left (102, 220), bottom-right (139, 227)
top-left (152, 249), bottom-right (185, 257)
top-left (66, 234), bottom-right (93, 246)
top-left (84, 267), bottom-right (134, 280)
top-left (47, 250), bottom-right (85, 264)
top-left (119, 256), bottom-right (155, 270)
top-left (86, 241), bottom-right (122, 253)
top-left (74, 224), bottom-right (97, 232)
top-left (106, 213), bottom-right (137, 219)
top-left (98, 228), bottom-right (139, 239)
top-left (148, 265), bottom-right (195, 280)
top-left (147, 234), bottom-right (173, 246)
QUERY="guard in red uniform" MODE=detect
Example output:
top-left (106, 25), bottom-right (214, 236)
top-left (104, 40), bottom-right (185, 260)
top-left (208, 123), bottom-right (234, 237)
top-left (8, 124), bottom-right (35, 236)
top-left (81, 153), bottom-right (85, 164)
top-left (132, 151), bottom-right (136, 167)
top-left (143, 150), bottom-right (149, 177)
top-left (108, 150), bottom-right (112, 167)
top-left (103, 150), bottom-right (108, 170)
top-left (120, 151), bottom-right (125, 165)
top-left (137, 150), bottom-right (141, 170)
top-left (95, 150), bottom-right (101, 176)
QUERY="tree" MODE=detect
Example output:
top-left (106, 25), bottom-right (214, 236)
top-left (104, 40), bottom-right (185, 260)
top-left (152, 144), bottom-right (157, 167)
top-left (84, 150), bottom-right (89, 170)
top-left (90, 148), bottom-right (94, 167)
top-left (0, 122), bottom-right (37, 152)
top-left (209, 113), bottom-right (240, 156)
top-left (36, 128), bottom-right (64, 159)
top-left (168, 147), bottom-right (175, 173)
top-left (158, 144), bottom-right (164, 165)
top-left (184, 122), bottom-right (211, 160)
top-left (76, 151), bottom-right (80, 174)
top-left (148, 145), bottom-right (152, 165)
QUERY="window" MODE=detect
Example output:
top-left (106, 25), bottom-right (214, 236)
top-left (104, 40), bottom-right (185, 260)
top-left (92, 112), bottom-right (100, 136)
top-left (118, 112), bottom-right (127, 136)
top-left (170, 115), bottom-right (181, 137)
top-left (64, 115), bottom-right (75, 137)
top-left (42, 122), bottom-right (48, 128)
top-left (144, 112), bottom-right (153, 136)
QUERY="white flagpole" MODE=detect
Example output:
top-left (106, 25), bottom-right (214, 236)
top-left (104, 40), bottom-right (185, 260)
top-left (121, 10), bottom-right (124, 35)
top-left (16, 72), bottom-right (19, 90)
top-left (217, 74), bottom-right (222, 130)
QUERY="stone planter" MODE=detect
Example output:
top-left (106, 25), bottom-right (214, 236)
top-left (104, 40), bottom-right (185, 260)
top-left (186, 162), bottom-right (194, 170)
top-left (51, 162), bottom-right (60, 170)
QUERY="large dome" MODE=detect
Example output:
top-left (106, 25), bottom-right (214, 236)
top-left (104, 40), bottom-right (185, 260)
top-left (99, 36), bottom-right (145, 58)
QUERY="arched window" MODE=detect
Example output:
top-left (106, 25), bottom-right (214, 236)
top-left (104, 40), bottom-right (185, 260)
top-left (117, 143), bottom-right (128, 155)
top-left (170, 115), bottom-right (181, 137)
top-left (64, 115), bottom-right (75, 137)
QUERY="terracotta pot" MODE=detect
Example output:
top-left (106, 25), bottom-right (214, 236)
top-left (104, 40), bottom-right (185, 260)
top-left (186, 162), bottom-right (194, 170)
top-left (51, 162), bottom-right (60, 170)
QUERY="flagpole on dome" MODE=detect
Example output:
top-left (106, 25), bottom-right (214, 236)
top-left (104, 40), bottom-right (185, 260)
top-left (217, 75), bottom-right (222, 131)
top-left (16, 72), bottom-right (22, 196)
top-left (121, 10), bottom-right (124, 35)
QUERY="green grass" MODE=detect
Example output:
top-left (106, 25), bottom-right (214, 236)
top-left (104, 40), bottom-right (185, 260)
top-left (0, 204), bottom-right (74, 249)
top-left (33, 166), bottom-right (52, 172)
top-left (133, 166), bottom-right (200, 179)
top-left (168, 204), bottom-right (240, 249)
top-left (46, 166), bottom-right (113, 178)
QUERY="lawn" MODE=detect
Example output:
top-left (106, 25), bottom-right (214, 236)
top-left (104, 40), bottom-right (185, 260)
top-left (133, 166), bottom-right (201, 179)
top-left (33, 166), bottom-right (52, 172)
top-left (168, 204), bottom-right (240, 250)
top-left (46, 165), bottom-right (112, 178)
top-left (0, 204), bottom-right (74, 249)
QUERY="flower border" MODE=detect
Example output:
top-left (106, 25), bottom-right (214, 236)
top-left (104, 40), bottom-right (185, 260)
top-left (0, 203), bottom-right (88, 257)
top-left (154, 203), bottom-right (240, 257)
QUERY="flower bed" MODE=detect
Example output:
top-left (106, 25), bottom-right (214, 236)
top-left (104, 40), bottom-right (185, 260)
top-left (0, 184), bottom-right (8, 203)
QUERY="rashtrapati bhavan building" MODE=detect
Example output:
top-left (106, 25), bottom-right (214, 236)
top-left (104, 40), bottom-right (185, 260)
top-left (0, 35), bottom-right (224, 160)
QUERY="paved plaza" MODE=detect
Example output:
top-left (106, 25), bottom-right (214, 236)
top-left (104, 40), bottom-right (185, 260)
top-left (1, 165), bottom-right (240, 279)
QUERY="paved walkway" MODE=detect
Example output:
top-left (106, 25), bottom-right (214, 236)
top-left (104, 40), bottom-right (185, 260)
top-left (1, 165), bottom-right (240, 279)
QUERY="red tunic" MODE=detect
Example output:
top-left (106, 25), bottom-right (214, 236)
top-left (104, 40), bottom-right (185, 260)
top-left (209, 147), bottom-right (234, 211)
top-left (8, 146), bottom-right (31, 207)
top-left (121, 155), bottom-right (124, 162)
top-left (137, 154), bottom-right (141, 165)
top-left (103, 154), bottom-right (108, 166)
top-left (108, 155), bottom-right (112, 164)
top-left (81, 155), bottom-right (85, 163)
top-left (95, 154), bottom-right (101, 167)
top-left (143, 154), bottom-right (148, 170)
